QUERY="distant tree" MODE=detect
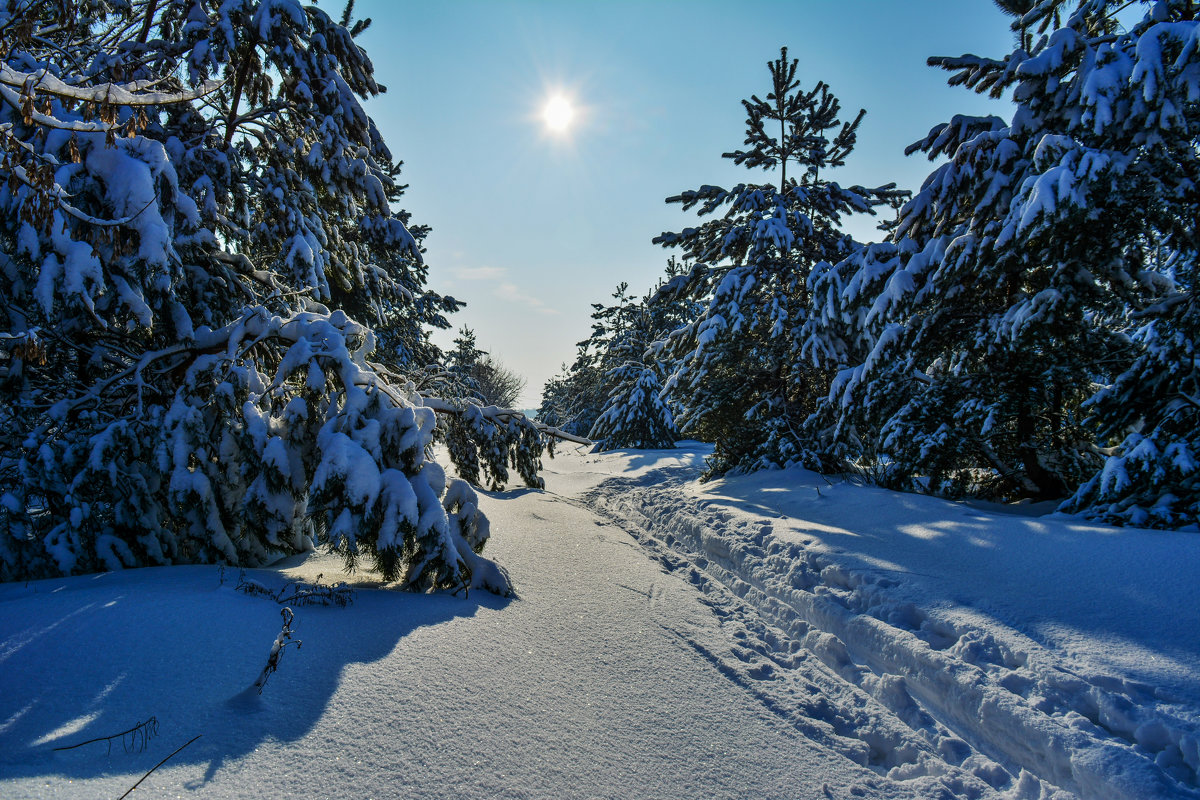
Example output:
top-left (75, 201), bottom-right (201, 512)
top-left (442, 326), bottom-right (526, 408)
top-left (436, 326), bottom-right (540, 490)
top-left (538, 284), bottom-right (639, 440)
top-left (588, 282), bottom-right (677, 451)
top-left (537, 353), bottom-right (604, 435)
top-left (472, 354), bottom-right (526, 410)
top-left (449, 327), bottom-right (488, 371)
top-left (652, 48), bottom-right (903, 476)
top-left (540, 259), bottom-right (698, 449)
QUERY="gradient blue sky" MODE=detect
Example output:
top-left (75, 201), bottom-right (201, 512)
top-left (357, 1), bottom-right (1018, 407)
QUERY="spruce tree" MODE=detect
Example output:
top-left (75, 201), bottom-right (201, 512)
top-left (652, 48), bottom-right (902, 475)
top-left (0, 0), bottom-right (518, 592)
top-left (820, 0), bottom-right (1200, 518)
top-left (589, 365), bottom-right (676, 451)
top-left (587, 283), bottom-right (677, 451)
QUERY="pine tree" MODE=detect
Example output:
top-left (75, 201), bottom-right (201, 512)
top-left (0, 0), bottom-right (519, 591)
top-left (589, 365), bottom-right (676, 451)
top-left (821, 1), bottom-right (1200, 518)
top-left (587, 283), bottom-right (677, 451)
top-left (652, 48), bottom-right (902, 476)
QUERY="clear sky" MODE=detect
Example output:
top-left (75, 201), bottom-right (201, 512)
top-left (356, 1), bottom-right (1019, 408)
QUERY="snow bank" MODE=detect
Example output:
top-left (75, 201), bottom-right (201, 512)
top-left (579, 444), bottom-right (1200, 800)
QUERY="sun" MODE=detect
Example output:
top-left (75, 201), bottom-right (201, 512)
top-left (542, 94), bottom-right (575, 134)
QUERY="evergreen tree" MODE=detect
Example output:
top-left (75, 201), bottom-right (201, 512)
top-left (537, 284), bottom-right (641, 440)
top-left (537, 354), bottom-right (606, 439)
top-left (652, 48), bottom-right (902, 476)
top-left (1053, 1), bottom-right (1200, 527)
top-left (0, 0), bottom-right (516, 592)
top-left (427, 325), bottom-right (541, 491)
top-left (589, 365), bottom-right (676, 451)
top-left (820, 0), bottom-right (1200, 515)
top-left (445, 327), bottom-right (526, 409)
top-left (540, 260), bottom-right (697, 448)
top-left (587, 283), bottom-right (677, 450)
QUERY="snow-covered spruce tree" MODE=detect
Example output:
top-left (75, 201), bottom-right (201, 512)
top-left (438, 400), bottom-right (545, 491)
top-left (1061, 288), bottom-right (1200, 527)
top-left (537, 284), bottom-right (641, 441)
top-left (821, 1), bottom-right (1199, 510)
top-left (0, 1), bottom-right (511, 592)
top-left (798, 234), bottom-right (913, 471)
top-left (587, 282), bottom-right (677, 450)
top-left (1054, 1), bottom-right (1200, 528)
top-left (589, 364), bottom-right (676, 451)
top-left (652, 48), bottom-right (901, 476)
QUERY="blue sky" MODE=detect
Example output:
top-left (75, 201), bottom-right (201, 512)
top-left (357, 1), bottom-right (1018, 407)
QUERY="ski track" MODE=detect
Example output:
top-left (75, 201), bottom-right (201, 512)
top-left (574, 465), bottom-right (1200, 800)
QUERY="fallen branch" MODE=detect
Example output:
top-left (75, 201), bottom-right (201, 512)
top-left (420, 397), bottom-right (592, 446)
top-left (253, 607), bottom-right (301, 694)
top-left (236, 570), bottom-right (354, 608)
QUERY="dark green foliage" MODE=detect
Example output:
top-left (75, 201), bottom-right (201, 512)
top-left (652, 48), bottom-right (902, 477)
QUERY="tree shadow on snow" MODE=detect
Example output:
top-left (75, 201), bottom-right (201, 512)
top-left (692, 469), bottom-right (1200, 698)
top-left (599, 447), bottom-right (709, 478)
top-left (0, 563), bottom-right (509, 789)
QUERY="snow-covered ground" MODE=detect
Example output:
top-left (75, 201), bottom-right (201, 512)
top-left (1, 443), bottom-right (1197, 799)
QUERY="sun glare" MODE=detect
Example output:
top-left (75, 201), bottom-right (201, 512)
top-left (542, 95), bottom-right (575, 134)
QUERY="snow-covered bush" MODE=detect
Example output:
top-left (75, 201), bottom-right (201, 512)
top-left (0, 1), bottom-right (516, 590)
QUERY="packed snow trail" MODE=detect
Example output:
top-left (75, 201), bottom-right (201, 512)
top-left (2, 444), bottom-right (1197, 799)
top-left (574, 445), bottom-right (1200, 800)
top-left (2, 454), bottom-right (933, 800)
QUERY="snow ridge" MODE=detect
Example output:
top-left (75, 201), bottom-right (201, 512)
top-left (580, 467), bottom-right (1200, 800)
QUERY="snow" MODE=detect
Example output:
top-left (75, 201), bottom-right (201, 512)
top-left (1, 444), bottom-right (1197, 799)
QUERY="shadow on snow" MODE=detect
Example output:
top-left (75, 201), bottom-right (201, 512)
top-left (0, 562), bottom-right (509, 787)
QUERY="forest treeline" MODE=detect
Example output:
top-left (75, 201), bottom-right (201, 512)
top-left (0, 1), bottom-right (1195, 590)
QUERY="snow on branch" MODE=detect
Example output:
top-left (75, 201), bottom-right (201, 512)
top-left (420, 396), bottom-right (592, 446)
top-left (0, 155), bottom-right (155, 227)
top-left (0, 65), bottom-right (223, 108)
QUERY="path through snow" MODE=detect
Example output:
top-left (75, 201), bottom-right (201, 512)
top-left (0, 444), bottom-right (1196, 799)
top-left (0, 449), bottom-right (897, 800)
top-left (574, 445), bottom-right (1200, 800)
